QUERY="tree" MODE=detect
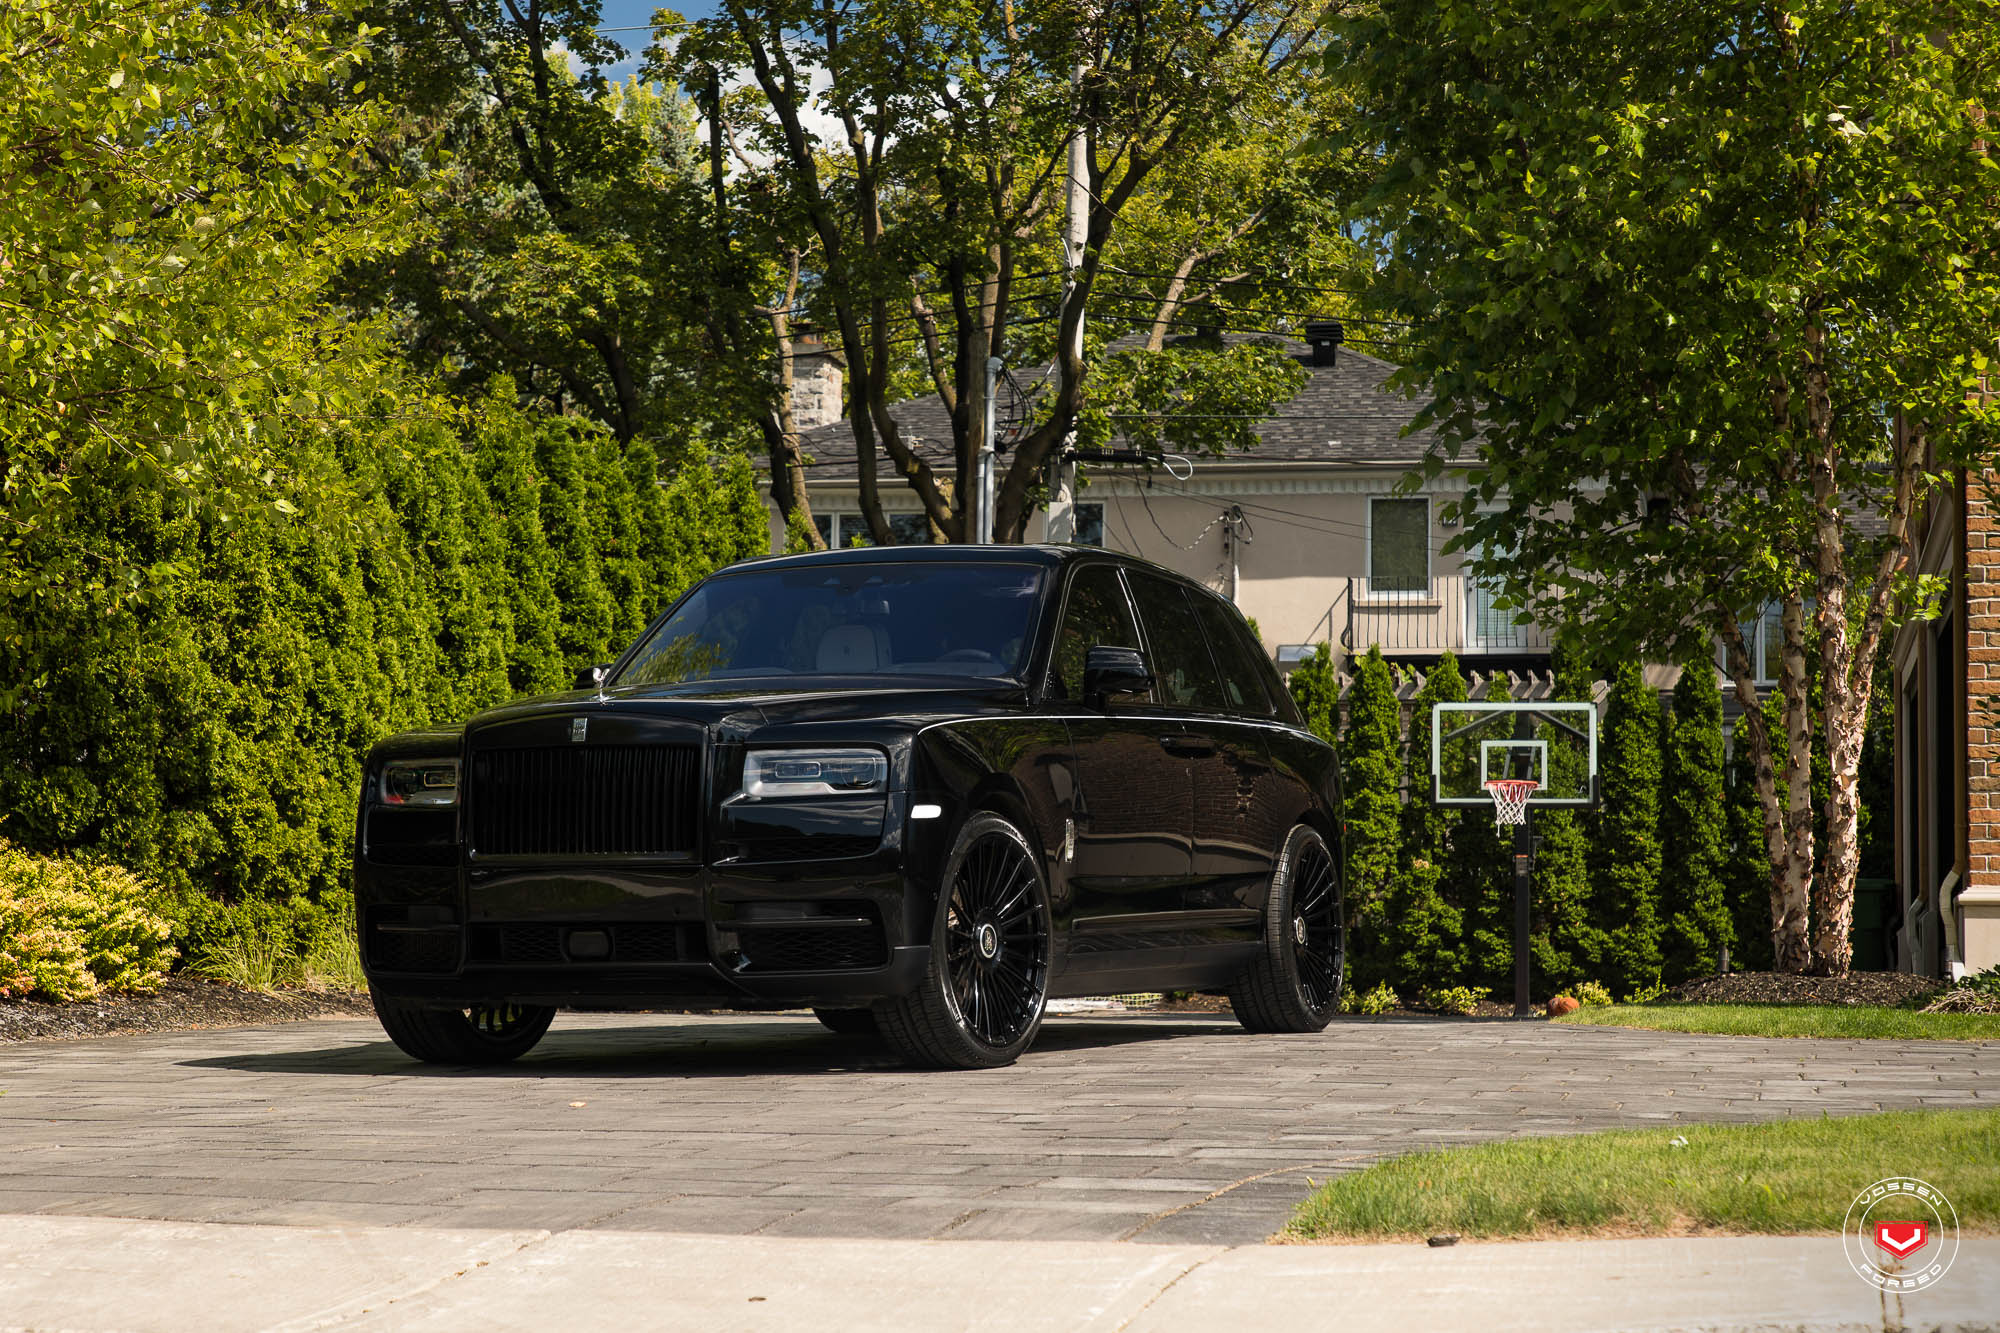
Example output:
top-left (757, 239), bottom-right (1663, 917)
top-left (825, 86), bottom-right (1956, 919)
top-left (0, 0), bottom-right (402, 660)
top-left (1529, 653), bottom-right (1595, 995)
top-left (1340, 646), bottom-right (1402, 987)
top-left (1590, 662), bottom-right (1665, 993)
top-left (1725, 695), bottom-right (1780, 971)
top-left (1449, 675), bottom-right (1511, 993)
top-left (1286, 642), bottom-right (1340, 744)
top-left (1661, 658), bottom-right (1732, 981)
top-left (664, 0), bottom-right (1352, 543)
top-left (1340, 0), bottom-right (2000, 973)
top-left (1379, 652), bottom-right (1465, 992)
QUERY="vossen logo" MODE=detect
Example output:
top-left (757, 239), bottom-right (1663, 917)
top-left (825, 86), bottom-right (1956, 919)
top-left (1844, 1178), bottom-right (1958, 1293)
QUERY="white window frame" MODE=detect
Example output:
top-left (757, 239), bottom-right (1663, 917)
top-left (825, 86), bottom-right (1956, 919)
top-left (1366, 494), bottom-right (1432, 601)
top-left (1717, 602), bottom-right (1787, 688)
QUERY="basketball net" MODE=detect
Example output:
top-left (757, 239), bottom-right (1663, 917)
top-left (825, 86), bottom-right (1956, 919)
top-left (1483, 778), bottom-right (1540, 827)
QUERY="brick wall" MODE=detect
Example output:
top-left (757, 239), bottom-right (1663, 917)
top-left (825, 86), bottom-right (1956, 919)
top-left (1970, 473), bottom-right (2000, 895)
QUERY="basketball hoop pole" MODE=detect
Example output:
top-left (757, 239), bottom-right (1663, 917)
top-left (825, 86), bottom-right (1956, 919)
top-left (1509, 714), bottom-right (1534, 1020)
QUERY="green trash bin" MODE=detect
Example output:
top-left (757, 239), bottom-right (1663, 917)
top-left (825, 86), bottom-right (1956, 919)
top-left (1850, 877), bottom-right (1894, 972)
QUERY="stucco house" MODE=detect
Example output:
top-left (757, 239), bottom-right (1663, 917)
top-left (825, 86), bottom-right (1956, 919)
top-left (762, 331), bottom-right (1552, 673)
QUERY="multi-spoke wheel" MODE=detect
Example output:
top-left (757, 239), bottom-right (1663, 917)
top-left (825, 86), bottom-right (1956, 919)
top-left (371, 993), bottom-right (557, 1065)
top-left (1229, 824), bottom-right (1343, 1033)
top-left (877, 813), bottom-right (1052, 1069)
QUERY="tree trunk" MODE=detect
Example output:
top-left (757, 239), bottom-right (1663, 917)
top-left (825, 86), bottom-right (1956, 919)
top-left (1773, 593), bottom-right (1816, 971)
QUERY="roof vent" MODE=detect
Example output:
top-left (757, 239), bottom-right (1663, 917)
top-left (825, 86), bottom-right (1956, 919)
top-left (1304, 320), bottom-right (1345, 367)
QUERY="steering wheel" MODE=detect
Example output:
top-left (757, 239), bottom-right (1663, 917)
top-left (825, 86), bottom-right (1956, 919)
top-left (938, 648), bottom-right (996, 663)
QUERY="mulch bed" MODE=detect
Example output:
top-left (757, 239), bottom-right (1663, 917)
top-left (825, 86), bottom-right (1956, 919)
top-left (1663, 971), bottom-right (1945, 1008)
top-left (0, 975), bottom-right (373, 1045)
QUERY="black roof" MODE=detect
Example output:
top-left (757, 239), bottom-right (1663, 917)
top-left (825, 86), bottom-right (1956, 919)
top-left (725, 541), bottom-right (1221, 593)
top-left (792, 336), bottom-right (1443, 481)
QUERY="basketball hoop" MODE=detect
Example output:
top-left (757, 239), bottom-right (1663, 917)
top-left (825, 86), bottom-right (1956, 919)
top-left (1483, 778), bottom-right (1540, 826)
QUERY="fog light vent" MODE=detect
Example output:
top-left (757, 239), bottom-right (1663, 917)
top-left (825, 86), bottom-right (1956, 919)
top-left (564, 928), bottom-right (612, 960)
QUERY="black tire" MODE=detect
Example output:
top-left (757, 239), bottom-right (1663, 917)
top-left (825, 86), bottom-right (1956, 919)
top-left (877, 813), bottom-right (1053, 1069)
top-left (1229, 824), bottom-right (1343, 1033)
top-left (371, 992), bottom-right (556, 1065)
top-left (812, 1007), bottom-right (880, 1037)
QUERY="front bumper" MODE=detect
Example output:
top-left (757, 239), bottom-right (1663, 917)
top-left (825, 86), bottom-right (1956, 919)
top-left (355, 812), bottom-right (952, 1011)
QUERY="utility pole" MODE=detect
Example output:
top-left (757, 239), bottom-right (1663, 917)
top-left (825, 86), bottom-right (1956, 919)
top-left (1045, 62), bottom-right (1088, 544)
top-left (977, 355), bottom-right (1001, 543)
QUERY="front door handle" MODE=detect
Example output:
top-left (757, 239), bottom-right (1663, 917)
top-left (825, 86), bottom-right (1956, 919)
top-left (1158, 734), bottom-right (1217, 757)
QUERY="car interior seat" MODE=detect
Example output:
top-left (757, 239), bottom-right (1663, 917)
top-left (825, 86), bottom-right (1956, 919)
top-left (815, 622), bottom-right (891, 672)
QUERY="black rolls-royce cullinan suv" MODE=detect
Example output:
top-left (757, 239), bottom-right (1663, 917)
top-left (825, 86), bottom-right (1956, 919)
top-left (356, 545), bottom-right (1344, 1069)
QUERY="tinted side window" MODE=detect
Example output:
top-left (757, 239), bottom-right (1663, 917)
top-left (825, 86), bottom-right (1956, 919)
top-left (1128, 574), bottom-right (1227, 711)
top-left (1190, 595), bottom-right (1276, 717)
top-left (1052, 564), bottom-right (1142, 700)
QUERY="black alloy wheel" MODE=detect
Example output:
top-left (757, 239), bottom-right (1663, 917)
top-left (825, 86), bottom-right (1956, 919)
top-left (1229, 825), bottom-right (1344, 1033)
top-left (877, 813), bottom-right (1052, 1069)
top-left (371, 993), bottom-right (557, 1065)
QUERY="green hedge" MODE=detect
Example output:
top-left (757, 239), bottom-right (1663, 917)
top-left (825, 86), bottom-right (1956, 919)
top-left (1294, 651), bottom-right (1878, 1003)
top-left (0, 382), bottom-right (768, 968)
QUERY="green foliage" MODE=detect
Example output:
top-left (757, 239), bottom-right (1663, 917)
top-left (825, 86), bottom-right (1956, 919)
top-left (1725, 697), bottom-right (1778, 972)
top-left (1529, 652), bottom-right (1594, 994)
top-left (1590, 663), bottom-right (1665, 994)
top-left (1572, 981), bottom-right (1614, 1008)
top-left (1449, 676), bottom-right (1512, 993)
top-left (1344, 981), bottom-right (1399, 1015)
top-left (0, 382), bottom-right (769, 963)
top-left (1339, 0), bottom-right (2000, 975)
top-left (1418, 984), bottom-right (1488, 1016)
top-left (0, 0), bottom-right (407, 642)
top-left (1660, 661), bottom-right (1731, 981)
top-left (1378, 653), bottom-right (1465, 991)
top-left (1340, 647), bottom-right (1403, 986)
top-left (0, 842), bottom-right (176, 1000)
top-left (1286, 642), bottom-right (1340, 744)
top-left (1623, 980), bottom-right (1669, 1005)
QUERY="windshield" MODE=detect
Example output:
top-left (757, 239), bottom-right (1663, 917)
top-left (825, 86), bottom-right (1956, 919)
top-left (615, 562), bottom-right (1046, 687)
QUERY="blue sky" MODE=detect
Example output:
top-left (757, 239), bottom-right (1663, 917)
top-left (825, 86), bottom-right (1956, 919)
top-left (590, 1), bottom-right (720, 83)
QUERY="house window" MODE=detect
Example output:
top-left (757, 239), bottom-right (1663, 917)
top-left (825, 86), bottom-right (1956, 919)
top-left (1075, 502), bottom-right (1105, 547)
top-left (1716, 603), bottom-right (1787, 686)
top-left (1368, 497), bottom-right (1429, 596)
top-left (821, 512), bottom-right (931, 547)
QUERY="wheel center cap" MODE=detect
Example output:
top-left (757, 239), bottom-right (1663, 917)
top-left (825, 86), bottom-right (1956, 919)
top-left (976, 922), bottom-right (1000, 960)
top-left (1292, 916), bottom-right (1308, 946)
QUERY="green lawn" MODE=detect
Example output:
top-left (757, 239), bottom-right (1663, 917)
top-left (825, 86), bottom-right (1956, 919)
top-left (1551, 1003), bottom-right (2000, 1041)
top-left (1288, 1110), bottom-right (2000, 1242)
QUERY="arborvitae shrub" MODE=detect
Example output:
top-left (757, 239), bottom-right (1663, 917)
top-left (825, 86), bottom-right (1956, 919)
top-left (1380, 652), bottom-right (1465, 992)
top-left (1724, 693), bottom-right (1778, 972)
top-left (1451, 675), bottom-right (1513, 993)
top-left (1287, 642), bottom-right (1339, 744)
top-left (1528, 652), bottom-right (1595, 995)
top-left (1660, 657), bottom-right (1731, 980)
top-left (1340, 646), bottom-right (1403, 988)
top-left (1591, 660), bottom-right (1665, 992)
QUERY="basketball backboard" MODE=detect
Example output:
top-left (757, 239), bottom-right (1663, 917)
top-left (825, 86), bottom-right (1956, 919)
top-left (1431, 701), bottom-right (1598, 808)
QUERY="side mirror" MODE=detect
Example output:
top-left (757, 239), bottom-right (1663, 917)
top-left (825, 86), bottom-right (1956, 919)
top-left (574, 663), bottom-right (610, 691)
top-left (1082, 645), bottom-right (1152, 707)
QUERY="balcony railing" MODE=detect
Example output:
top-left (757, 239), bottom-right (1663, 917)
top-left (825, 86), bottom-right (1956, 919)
top-left (1333, 574), bottom-right (1551, 659)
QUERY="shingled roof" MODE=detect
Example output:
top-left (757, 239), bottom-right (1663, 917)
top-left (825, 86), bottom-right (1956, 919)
top-left (791, 335), bottom-right (1444, 482)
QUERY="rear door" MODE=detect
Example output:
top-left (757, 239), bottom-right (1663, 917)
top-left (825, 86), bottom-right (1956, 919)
top-left (1183, 591), bottom-right (1288, 937)
top-left (1048, 563), bottom-right (1193, 933)
top-left (1123, 573), bottom-right (1271, 943)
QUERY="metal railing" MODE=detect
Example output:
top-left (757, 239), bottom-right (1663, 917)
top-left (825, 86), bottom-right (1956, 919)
top-left (1332, 574), bottom-right (1552, 659)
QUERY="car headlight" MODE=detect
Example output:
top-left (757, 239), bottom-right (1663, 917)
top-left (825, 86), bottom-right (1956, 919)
top-left (380, 759), bottom-right (460, 808)
top-left (734, 748), bottom-right (887, 801)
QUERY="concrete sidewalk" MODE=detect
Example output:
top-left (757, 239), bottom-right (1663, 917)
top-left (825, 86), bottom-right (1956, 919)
top-left (2, 1216), bottom-right (1993, 1332)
